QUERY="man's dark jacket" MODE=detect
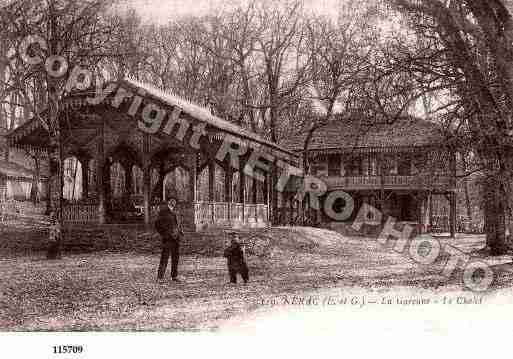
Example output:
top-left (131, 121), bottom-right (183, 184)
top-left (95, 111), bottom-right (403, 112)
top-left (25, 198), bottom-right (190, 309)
top-left (155, 206), bottom-right (182, 241)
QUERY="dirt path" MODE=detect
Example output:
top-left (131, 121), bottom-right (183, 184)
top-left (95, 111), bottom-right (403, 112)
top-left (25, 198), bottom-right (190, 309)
top-left (1, 226), bottom-right (513, 330)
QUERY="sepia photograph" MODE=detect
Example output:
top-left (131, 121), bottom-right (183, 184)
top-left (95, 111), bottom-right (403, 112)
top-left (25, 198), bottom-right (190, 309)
top-left (1, 0), bottom-right (513, 356)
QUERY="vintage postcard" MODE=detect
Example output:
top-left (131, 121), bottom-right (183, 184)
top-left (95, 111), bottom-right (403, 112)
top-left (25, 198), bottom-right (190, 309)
top-left (1, 0), bottom-right (512, 357)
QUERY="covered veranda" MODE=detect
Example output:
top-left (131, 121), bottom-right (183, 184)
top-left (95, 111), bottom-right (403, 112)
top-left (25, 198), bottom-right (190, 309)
top-left (7, 78), bottom-right (298, 231)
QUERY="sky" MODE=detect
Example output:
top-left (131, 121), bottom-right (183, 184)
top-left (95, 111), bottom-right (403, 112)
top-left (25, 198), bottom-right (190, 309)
top-left (121, 0), bottom-right (344, 24)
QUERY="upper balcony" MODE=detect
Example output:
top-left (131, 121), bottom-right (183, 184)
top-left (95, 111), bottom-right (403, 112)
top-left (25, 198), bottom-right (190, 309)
top-left (320, 175), bottom-right (455, 191)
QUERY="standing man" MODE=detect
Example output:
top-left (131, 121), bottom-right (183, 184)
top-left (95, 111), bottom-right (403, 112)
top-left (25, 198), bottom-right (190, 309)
top-left (155, 197), bottom-right (183, 282)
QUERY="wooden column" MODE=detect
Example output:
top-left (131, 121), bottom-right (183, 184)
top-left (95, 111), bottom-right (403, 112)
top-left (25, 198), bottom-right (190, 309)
top-left (252, 177), bottom-right (257, 204)
top-left (189, 154), bottom-right (198, 230)
top-left (269, 164), bottom-right (276, 225)
top-left (429, 193), bottom-right (434, 231)
top-left (263, 174), bottom-right (269, 205)
top-left (225, 167), bottom-right (233, 203)
top-left (208, 160), bottom-right (215, 202)
top-left (253, 178), bottom-right (259, 222)
top-left (45, 151), bottom-right (52, 214)
top-left (271, 162), bottom-right (278, 225)
top-left (208, 160), bottom-right (215, 224)
top-left (143, 166), bottom-right (151, 225)
top-left (124, 164), bottom-right (133, 201)
top-left (239, 166), bottom-right (246, 223)
top-left (450, 191), bottom-right (457, 238)
top-left (97, 122), bottom-right (106, 224)
top-left (104, 160), bottom-right (112, 205)
top-left (289, 195), bottom-right (294, 225)
top-left (419, 194), bottom-right (428, 234)
top-left (265, 173), bottom-right (270, 225)
top-left (143, 135), bottom-right (151, 226)
top-left (81, 157), bottom-right (89, 199)
top-left (190, 153), bottom-right (198, 203)
top-left (225, 167), bottom-right (233, 224)
top-left (159, 164), bottom-right (165, 202)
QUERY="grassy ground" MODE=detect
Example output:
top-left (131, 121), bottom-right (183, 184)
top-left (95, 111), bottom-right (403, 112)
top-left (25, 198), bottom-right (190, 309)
top-left (1, 219), bottom-right (513, 331)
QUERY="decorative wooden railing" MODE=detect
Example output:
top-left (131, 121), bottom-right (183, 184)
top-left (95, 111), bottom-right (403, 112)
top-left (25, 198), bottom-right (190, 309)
top-left (62, 203), bottom-right (98, 223)
top-left (214, 202), bottom-right (230, 224)
top-left (194, 201), bottom-right (269, 228)
top-left (257, 204), bottom-right (269, 223)
top-left (323, 175), bottom-right (455, 189)
top-left (60, 201), bottom-right (269, 228)
top-left (245, 204), bottom-right (257, 222)
top-left (231, 203), bottom-right (244, 222)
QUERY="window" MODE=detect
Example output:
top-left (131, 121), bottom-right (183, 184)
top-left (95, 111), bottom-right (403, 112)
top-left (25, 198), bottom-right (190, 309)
top-left (397, 155), bottom-right (412, 176)
top-left (381, 155), bottom-right (398, 175)
top-left (310, 156), bottom-right (328, 177)
top-left (328, 154), bottom-right (342, 177)
top-left (345, 156), bottom-right (362, 176)
top-left (369, 156), bottom-right (378, 176)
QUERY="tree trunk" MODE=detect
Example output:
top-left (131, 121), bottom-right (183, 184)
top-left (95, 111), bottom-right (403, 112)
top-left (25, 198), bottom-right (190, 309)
top-left (484, 177), bottom-right (509, 255)
top-left (46, 91), bottom-right (63, 259)
top-left (461, 157), bottom-right (472, 220)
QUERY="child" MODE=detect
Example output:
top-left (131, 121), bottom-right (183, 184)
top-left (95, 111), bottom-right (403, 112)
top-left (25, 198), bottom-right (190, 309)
top-left (223, 232), bottom-right (249, 284)
top-left (47, 211), bottom-right (62, 260)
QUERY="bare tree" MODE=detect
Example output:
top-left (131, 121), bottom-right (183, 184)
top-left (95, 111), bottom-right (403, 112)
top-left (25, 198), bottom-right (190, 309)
top-left (301, 3), bottom-right (378, 173)
top-left (387, 0), bottom-right (513, 254)
top-left (1, 0), bottom-right (123, 258)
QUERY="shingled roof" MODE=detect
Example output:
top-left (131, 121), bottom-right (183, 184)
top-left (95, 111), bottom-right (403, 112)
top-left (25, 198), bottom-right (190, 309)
top-left (280, 115), bottom-right (445, 152)
top-left (7, 78), bottom-right (297, 163)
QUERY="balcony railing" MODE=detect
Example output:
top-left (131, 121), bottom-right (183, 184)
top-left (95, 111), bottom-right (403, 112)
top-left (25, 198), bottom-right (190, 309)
top-left (323, 175), bottom-right (455, 189)
top-left (62, 201), bottom-right (270, 229)
top-left (194, 201), bottom-right (269, 229)
top-left (63, 203), bottom-right (98, 223)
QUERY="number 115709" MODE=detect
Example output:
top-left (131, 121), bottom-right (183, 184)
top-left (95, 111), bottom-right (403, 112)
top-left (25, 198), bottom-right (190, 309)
top-left (53, 345), bottom-right (83, 354)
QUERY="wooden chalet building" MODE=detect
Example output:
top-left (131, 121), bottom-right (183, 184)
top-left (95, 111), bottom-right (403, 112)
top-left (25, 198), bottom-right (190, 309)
top-left (6, 78), bottom-right (297, 231)
top-left (281, 116), bottom-right (457, 236)
top-left (0, 128), bottom-right (48, 203)
top-left (0, 159), bottom-right (44, 201)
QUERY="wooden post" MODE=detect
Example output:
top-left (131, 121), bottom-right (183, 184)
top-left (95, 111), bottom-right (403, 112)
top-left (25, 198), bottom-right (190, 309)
top-left (450, 191), bottom-right (457, 238)
top-left (97, 122), bottom-right (106, 224)
top-left (208, 160), bottom-right (215, 224)
top-left (190, 153), bottom-right (198, 203)
top-left (189, 153), bottom-right (198, 231)
top-left (252, 177), bottom-right (257, 204)
top-left (252, 177), bottom-right (258, 222)
top-left (269, 164), bottom-right (277, 225)
top-left (240, 167), bottom-right (246, 224)
top-left (81, 157), bottom-right (89, 199)
top-left (159, 164), bottom-right (166, 202)
top-left (289, 195), bottom-right (294, 225)
top-left (208, 160), bottom-right (215, 202)
top-left (143, 165), bottom-right (151, 225)
top-left (143, 134), bottom-right (151, 226)
top-left (45, 151), bottom-right (52, 214)
top-left (263, 174), bottom-right (269, 205)
top-left (419, 194), bottom-right (427, 234)
top-left (265, 173), bottom-right (270, 225)
top-left (225, 167), bottom-right (232, 224)
top-left (429, 192), bottom-right (434, 231)
top-left (124, 163), bottom-right (133, 203)
top-left (225, 167), bottom-right (232, 203)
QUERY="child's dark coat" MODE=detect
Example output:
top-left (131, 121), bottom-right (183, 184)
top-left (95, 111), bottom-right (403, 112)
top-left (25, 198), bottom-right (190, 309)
top-left (223, 241), bottom-right (249, 283)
